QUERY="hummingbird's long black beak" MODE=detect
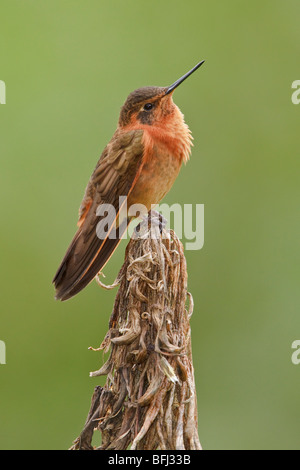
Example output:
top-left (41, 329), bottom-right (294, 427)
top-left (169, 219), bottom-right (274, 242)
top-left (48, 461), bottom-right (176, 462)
top-left (165, 60), bottom-right (205, 95)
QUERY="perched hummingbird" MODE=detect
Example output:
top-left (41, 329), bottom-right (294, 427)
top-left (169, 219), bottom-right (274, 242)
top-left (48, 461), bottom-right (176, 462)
top-left (53, 60), bottom-right (205, 301)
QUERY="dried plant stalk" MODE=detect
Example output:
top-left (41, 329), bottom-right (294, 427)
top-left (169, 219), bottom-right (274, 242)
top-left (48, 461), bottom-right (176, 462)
top-left (70, 212), bottom-right (201, 450)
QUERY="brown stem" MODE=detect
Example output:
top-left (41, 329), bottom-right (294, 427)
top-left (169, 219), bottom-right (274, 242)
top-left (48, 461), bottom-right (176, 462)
top-left (70, 212), bottom-right (201, 450)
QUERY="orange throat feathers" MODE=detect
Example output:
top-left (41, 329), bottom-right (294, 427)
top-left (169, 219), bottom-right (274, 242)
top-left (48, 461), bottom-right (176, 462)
top-left (125, 104), bottom-right (193, 165)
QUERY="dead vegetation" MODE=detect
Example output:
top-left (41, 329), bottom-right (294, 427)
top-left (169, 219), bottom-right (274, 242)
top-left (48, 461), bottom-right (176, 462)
top-left (70, 212), bottom-right (201, 450)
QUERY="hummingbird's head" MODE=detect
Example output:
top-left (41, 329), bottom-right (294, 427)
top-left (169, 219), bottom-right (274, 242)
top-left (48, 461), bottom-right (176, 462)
top-left (118, 60), bottom-right (205, 129)
top-left (119, 86), bottom-right (174, 128)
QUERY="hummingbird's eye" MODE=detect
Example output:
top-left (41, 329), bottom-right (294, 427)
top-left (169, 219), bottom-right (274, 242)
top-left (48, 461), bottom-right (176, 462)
top-left (143, 103), bottom-right (153, 111)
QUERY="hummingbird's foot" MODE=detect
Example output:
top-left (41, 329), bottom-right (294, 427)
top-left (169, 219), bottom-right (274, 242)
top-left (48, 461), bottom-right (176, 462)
top-left (134, 211), bottom-right (168, 238)
top-left (148, 210), bottom-right (167, 234)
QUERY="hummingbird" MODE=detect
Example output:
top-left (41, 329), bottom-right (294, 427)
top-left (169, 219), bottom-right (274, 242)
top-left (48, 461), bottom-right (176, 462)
top-left (53, 60), bottom-right (205, 301)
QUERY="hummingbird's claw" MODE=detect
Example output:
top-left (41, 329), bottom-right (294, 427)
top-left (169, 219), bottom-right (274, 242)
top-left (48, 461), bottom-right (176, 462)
top-left (134, 210), bottom-right (167, 238)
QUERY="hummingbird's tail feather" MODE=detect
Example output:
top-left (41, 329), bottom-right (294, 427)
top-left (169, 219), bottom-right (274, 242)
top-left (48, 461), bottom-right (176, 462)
top-left (53, 218), bottom-right (130, 301)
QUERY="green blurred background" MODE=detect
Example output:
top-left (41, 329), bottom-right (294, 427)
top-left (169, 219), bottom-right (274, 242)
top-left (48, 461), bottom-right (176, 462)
top-left (0, 0), bottom-right (299, 450)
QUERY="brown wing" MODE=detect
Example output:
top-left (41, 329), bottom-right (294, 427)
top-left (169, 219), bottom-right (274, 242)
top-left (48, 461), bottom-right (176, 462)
top-left (53, 128), bottom-right (145, 301)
